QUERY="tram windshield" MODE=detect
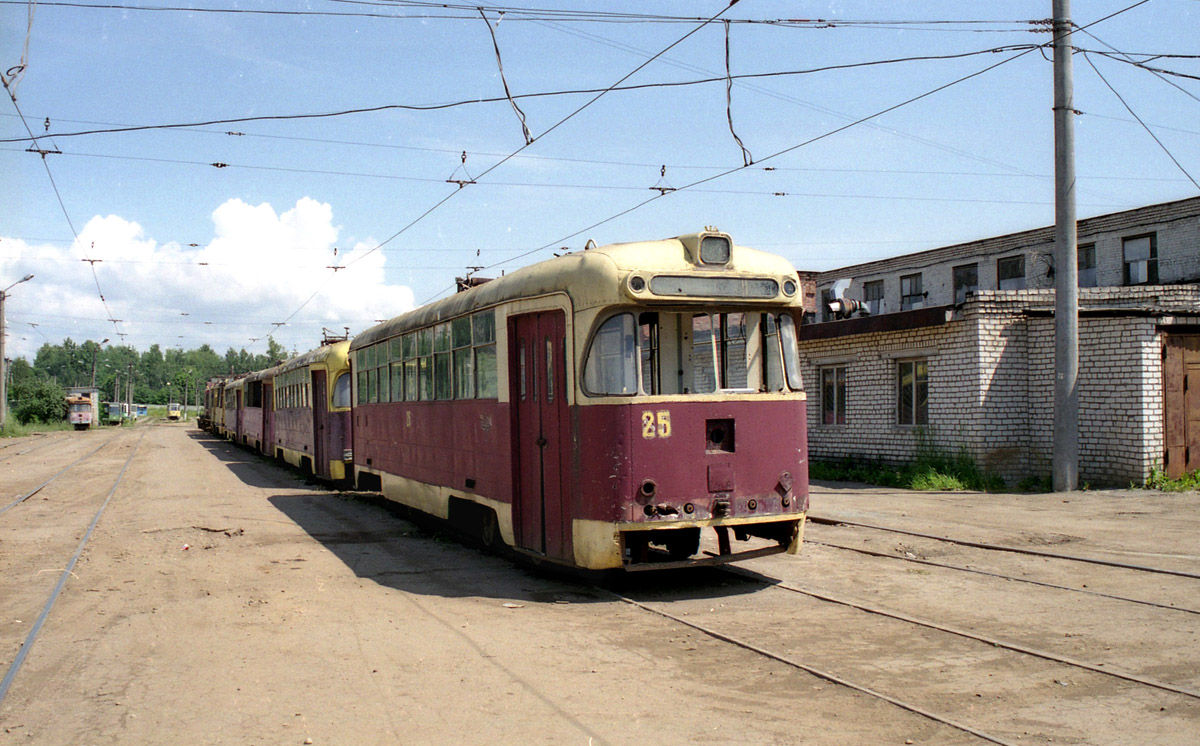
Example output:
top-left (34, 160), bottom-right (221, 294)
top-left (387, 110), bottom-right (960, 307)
top-left (583, 309), bottom-right (804, 396)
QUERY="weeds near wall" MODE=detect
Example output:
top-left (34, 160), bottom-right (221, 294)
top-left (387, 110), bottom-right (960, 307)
top-left (810, 431), bottom-right (1006, 492)
top-left (1142, 466), bottom-right (1200, 492)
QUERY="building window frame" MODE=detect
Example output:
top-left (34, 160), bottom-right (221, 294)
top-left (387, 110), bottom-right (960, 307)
top-left (897, 358), bottom-right (928, 426)
top-left (863, 280), bottom-right (884, 316)
top-left (997, 255), bottom-right (1026, 290)
top-left (820, 365), bottom-right (848, 426)
top-left (1123, 233), bottom-right (1158, 285)
top-left (1077, 243), bottom-right (1098, 288)
top-left (900, 273), bottom-right (923, 311)
top-left (952, 263), bottom-right (978, 304)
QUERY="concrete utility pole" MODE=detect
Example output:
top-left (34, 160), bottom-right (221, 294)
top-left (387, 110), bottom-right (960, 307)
top-left (90, 338), bottom-right (109, 388)
top-left (126, 362), bottom-right (133, 422)
top-left (0, 274), bottom-right (35, 430)
top-left (1052, 0), bottom-right (1079, 491)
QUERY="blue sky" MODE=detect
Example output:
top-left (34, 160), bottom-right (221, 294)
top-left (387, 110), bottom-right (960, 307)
top-left (2, 0), bottom-right (1197, 360)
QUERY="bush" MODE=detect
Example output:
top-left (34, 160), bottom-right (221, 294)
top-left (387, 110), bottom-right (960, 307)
top-left (10, 379), bottom-right (68, 425)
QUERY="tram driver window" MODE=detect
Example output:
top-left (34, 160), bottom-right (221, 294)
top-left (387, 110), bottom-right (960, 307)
top-left (583, 310), bottom-right (804, 397)
top-left (583, 313), bottom-right (639, 395)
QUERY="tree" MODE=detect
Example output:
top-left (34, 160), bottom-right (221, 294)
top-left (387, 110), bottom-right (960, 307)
top-left (11, 378), bottom-right (67, 424)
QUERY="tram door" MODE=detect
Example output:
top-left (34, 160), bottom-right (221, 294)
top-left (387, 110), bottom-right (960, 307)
top-left (235, 389), bottom-right (244, 440)
top-left (311, 370), bottom-right (329, 478)
top-left (510, 311), bottom-right (571, 560)
top-left (262, 381), bottom-right (275, 454)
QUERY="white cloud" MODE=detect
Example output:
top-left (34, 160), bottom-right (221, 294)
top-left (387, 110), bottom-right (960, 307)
top-left (1, 197), bottom-right (415, 361)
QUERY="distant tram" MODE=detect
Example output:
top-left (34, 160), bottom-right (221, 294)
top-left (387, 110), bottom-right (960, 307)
top-left (167, 402), bottom-right (182, 420)
top-left (202, 229), bottom-right (810, 571)
top-left (67, 394), bottom-right (98, 430)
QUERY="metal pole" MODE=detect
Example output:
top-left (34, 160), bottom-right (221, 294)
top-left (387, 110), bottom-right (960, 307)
top-left (1052, 0), bottom-right (1079, 491)
top-left (0, 290), bottom-right (7, 430)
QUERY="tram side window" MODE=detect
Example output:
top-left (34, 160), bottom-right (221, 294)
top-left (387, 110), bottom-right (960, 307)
top-left (418, 328), bottom-right (434, 401)
top-left (452, 316), bottom-right (474, 399)
top-left (583, 313), bottom-right (639, 395)
top-left (434, 323), bottom-right (452, 400)
top-left (402, 333), bottom-right (418, 401)
top-left (333, 372), bottom-right (352, 409)
top-left (474, 311), bottom-right (497, 398)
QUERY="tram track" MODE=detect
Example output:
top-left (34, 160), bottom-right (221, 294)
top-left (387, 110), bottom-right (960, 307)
top-left (600, 541), bottom-right (1200, 746)
top-left (726, 565), bottom-right (1200, 701)
top-left (806, 537), bottom-right (1200, 616)
top-left (808, 513), bottom-right (1200, 580)
top-left (604, 585), bottom-right (1022, 746)
top-left (0, 430), bottom-right (145, 704)
top-left (0, 428), bottom-right (130, 517)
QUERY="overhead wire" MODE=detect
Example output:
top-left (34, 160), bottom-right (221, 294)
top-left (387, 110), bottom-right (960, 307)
top-left (1080, 52), bottom-right (1199, 191)
top-left (2, 145), bottom-right (1133, 207)
top-left (1, 80), bottom-right (125, 341)
top-left (0, 45), bottom-right (1043, 145)
top-left (440, 0), bottom-right (1159, 299)
top-left (248, 0), bottom-right (743, 348)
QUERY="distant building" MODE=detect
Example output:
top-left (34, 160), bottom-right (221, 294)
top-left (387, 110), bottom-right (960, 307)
top-left (797, 196), bottom-right (1200, 486)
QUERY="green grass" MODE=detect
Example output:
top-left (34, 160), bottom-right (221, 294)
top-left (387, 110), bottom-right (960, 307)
top-left (0, 420), bottom-right (75, 438)
top-left (1142, 466), bottom-right (1200, 492)
top-left (810, 434), bottom-right (1006, 492)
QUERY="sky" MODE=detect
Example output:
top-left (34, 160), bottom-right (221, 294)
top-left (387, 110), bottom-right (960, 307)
top-left (1, 0), bottom-right (1198, 362)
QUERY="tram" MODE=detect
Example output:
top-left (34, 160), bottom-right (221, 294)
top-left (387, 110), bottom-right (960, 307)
top-left (67, 394), bottom-right (98, 430)
top-left (349, 229), bottom-right (809, 570)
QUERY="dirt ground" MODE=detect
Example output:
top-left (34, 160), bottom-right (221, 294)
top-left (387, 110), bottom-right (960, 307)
top-left (1, 423), bottom-right (1197, 745)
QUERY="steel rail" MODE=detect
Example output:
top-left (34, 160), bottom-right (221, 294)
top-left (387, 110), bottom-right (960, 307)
top-left (0, 431), bottom-right (144, 705)
top-left (720, 566), bottom-right (1200, 702)
top-left (603, 587), bottom-right (1022, 746)
top-left (808, 514), bottom-right (1200, 580)
top-left (807, 538), bottom-right (1200, 616)
top-left (0, 432), bottom-right (125, 516)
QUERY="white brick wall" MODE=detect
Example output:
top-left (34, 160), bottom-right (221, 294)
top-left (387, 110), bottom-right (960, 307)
top-left (800, 285), bottom-right (1200, 486)
top-left (811, 197), bottom-right (1200, 314)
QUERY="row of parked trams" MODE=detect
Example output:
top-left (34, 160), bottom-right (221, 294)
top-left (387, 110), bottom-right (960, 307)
top-left (66, 399), bottom-right (181, 429)
top-left (200, 230), bottom-right (811, 571)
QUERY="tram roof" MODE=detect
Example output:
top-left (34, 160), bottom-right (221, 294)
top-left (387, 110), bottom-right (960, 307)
top-left (351, 231), bottom-right (801, 350)
top-left (275, 339), bottom-right (350, 376)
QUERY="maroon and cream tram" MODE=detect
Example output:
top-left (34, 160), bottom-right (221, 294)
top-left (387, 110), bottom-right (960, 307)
top-left (270, 341), bottom-right (353, 481)
top-left (349, 229), bottom-right (809, 570)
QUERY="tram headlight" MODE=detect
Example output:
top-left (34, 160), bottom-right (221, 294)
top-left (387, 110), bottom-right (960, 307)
top-left (629, 275), bottom-right (646, 293)
top-left (783, 279), bottom-right (797, 296)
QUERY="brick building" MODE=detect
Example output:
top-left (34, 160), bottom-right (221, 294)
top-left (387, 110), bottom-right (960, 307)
top-left (798, 196), bottom-right (1200, 486)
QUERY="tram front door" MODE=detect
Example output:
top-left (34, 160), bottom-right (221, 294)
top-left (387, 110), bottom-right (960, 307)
top-left (509, 311), bottom-right (571, 561)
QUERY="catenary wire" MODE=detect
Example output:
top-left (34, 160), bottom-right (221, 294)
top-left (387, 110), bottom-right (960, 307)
top-left (1081, 52), bottom-right (1200, 191)
top-left (248, 1), bottom-right (743, 347)
top-left (0, 45), bottom-right (1041, 145)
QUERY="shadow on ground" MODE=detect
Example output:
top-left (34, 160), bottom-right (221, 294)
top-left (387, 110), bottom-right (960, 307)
top-left (187, 428), bottom-right (316, 490)
top-left (267, 490), bottom-right (775, 606)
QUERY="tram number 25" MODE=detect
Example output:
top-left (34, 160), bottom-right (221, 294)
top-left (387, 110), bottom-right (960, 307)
top-left (641, 410), bottom-right (672, 439)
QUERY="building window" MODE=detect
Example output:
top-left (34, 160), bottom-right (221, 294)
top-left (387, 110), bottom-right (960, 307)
top-left (1123, 234), bottom-right (1157, 285)
top-left (998, 255), bottom-right (1026, 290)
top-left (897, 359), bottom-right (928, 426)
top-left (820, 288), bottom-right (833, 322)
top-left (900, 274), bottom-right (923, 311)
top-left (863, 280), bottom-right (884, 315)
top-left (821, 366), bottom-right (847, 425)
top-left (1077, 243), bottom-right (1097, 288)
top-left (952, 264), bottom-right (978, 304)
